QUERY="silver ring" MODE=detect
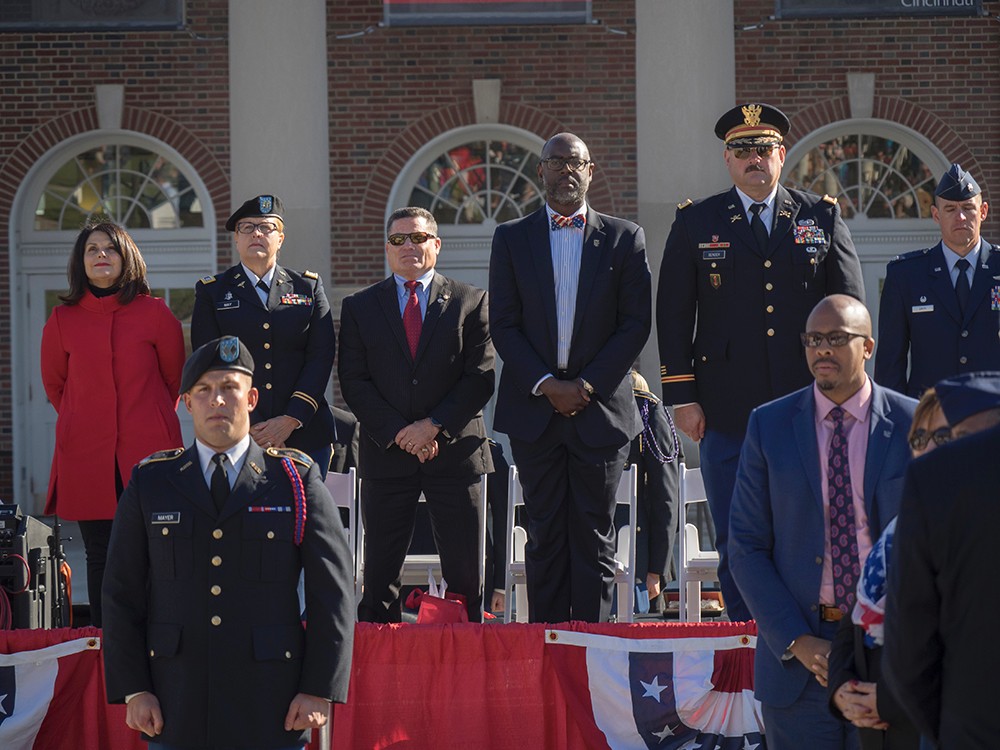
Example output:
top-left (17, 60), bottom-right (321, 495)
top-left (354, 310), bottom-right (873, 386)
top-left (421, 447), bottom-right (428, 453)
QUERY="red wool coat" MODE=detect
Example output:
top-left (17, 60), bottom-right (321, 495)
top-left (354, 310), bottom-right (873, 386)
top-left (41, 291), bottom-right (185, 520)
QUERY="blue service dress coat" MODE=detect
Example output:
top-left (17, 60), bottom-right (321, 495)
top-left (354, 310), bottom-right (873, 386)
top-left (874, 241), bottom-right (1000, 397)
top-left (102, 442), bottom-right (355, 750)
top-left (191, 263), bottom-right (337, 453)
top-left (729, 383), bottom-right (915, 708)
top-left (657, 184), bottom-right (865, 436)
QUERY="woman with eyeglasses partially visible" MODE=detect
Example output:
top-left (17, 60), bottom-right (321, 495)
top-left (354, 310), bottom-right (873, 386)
top-left (190, 195), bottom-right (337, 476)
top-left (41, 221), bottom-right (185, 626)
top-left (827, 388), bottom-right (945, 749)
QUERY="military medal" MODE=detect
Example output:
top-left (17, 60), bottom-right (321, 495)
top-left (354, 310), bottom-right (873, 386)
top-left (710, 273), bottom-right (721, 289)
top-left (280, 294), bottom-right (313, 306)
top-left (794, 226), bottom-right (826, 244)
top-left (992, 286), bottom-right (1000, 311)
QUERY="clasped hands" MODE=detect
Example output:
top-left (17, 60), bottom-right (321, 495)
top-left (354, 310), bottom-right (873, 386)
top-left (395, 418), bottom-right (441, 463)
top-left (540, 377), bottom-right (591, 418)
top-left (126, 692), bottom-right (330, 736)
top-left (250, 415), bottom-right (300, 450)
top-left (833, 680), bottom-right (887, 730)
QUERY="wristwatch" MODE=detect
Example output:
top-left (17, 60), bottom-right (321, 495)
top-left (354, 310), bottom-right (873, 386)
top-left (578, 378), bottom-right (595, 395)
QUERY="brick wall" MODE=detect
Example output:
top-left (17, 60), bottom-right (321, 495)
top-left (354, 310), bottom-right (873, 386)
top-left (327, 0), bottom-right (639, 289)
top-left (0, 1), bottom-right (231, 500)
top-left (733, 0), bottom-right (1000, 216)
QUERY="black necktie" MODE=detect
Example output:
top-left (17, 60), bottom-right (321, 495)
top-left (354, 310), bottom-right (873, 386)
top-left (955, 257), bottom-right (971, 315)
top-left (256, 279), bottom-right (270, 303)
top-left (211, 453), bottom-right (229, 512)
top-left (750, 203), bottom-right (769, 253)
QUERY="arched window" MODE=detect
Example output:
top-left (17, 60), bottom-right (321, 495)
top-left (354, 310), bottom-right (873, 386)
top-left (784, 126), bottom-right (944, 221)
top-left (35, 142), bottom-right (203, 230)
top-left (407, 138), bottom-right (543, 226)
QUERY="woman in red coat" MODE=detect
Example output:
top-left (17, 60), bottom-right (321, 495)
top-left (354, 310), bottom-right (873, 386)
top-left (41, 221), bottom-right (185, 626)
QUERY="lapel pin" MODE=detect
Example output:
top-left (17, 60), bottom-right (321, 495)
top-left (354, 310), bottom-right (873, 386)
top-left (920, 295), bottom-right (927, 302)
top-left (933, 267), bottom-right (942, 273)
top-left (179, 460), bottom-right (192, 472)
top-left (730, 214), bottom-right (742, 223)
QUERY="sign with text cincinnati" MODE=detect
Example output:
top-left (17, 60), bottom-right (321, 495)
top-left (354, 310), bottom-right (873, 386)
top-left (0, 0), bottom-right (183, 31)
top-left (384, 0), bottom-right (590, 27)
top-left (776, 0), bottom-right (981, 18)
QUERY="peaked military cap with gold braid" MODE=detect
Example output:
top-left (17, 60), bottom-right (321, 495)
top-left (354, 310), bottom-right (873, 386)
top-left (714, 102), bottom-right (790, 147)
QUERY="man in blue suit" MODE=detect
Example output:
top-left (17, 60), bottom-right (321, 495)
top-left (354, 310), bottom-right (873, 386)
top-left (730, 295), bottom-right (916, 749)
top-left (875, 163), bottom-right (1000, 397)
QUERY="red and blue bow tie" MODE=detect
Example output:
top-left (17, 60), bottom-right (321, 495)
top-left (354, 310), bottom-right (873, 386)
top-left (550, 214), bottom-right (586, 230)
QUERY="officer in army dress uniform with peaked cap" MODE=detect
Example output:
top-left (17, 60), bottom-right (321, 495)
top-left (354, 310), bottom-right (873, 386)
top-left (102, 336), bottom-right (355, 750)
top-left (191, 195), bottom-right (337, 476)
top-left (875, 163), bottom-right (1000, 397)
top-left (657, 102), bottom-right (865, 622)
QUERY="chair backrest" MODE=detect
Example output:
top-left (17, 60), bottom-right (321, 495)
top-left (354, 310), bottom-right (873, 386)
top-left (323, 467), bottom-right (358, 559)
top-left (680, 464), bottom-right (706, 506)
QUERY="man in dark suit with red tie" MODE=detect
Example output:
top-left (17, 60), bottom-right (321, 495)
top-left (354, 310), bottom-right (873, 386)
top-left (338, 207), bottom-right (495, 622)
top-left (489, 132), bottom-right (652, 623)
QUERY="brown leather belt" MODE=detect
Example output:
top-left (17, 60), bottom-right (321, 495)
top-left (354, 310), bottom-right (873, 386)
top-left (819, 605), bottom-right (844, 622)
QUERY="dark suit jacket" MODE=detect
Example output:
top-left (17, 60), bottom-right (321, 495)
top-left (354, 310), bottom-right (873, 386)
top-left (102, 442), bottom-right (355, 749)
top-left (191, 263), bottom-right (337, 451)
top-left (828, 620), bottom-right (920, 750)
top-left (730, 382), bottom-right (915, 708)
top-left (657, 185), bottom-right (865, 436)
top-left (884, 423), bottom-right (1000, 747)
top-left (337, 272), bottom-right (495, 479)
top-left (874, 241), bottom-right (1000, 397)
top-left (489, 206), bottom-right (652, 447)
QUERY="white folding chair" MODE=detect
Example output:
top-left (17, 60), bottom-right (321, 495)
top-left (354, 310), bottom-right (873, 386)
top-left (322, 467), bottom-right (358, 594)
top-left (357, 475), bottom-right (489, 621)
top-left (504, 464), bottom-right (638, 623)
top-left (677, 464), bottom-right (720, 622)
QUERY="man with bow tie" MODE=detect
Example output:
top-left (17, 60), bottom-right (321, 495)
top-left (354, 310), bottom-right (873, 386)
top-left (489, 132), bottom-right (652, 623)
top-left (339, 206), bottom-right (495, 623)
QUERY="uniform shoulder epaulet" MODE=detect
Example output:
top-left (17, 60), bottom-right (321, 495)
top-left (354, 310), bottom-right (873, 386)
top-left (889, 248), bottom-right (929, 264)
top-left (266, 446), bottom-right (314, 467)
top-left (677, 198), bottom-right (693, 210)
top-left (198, 274), bottom-right (217, 284)
top-left (303, 270), bottom-right (319, 280)
top-left (139, 448), bottom-right (184, 467)
top-left (822, 194), bottom-right (838, 205)
top-left (633, 388), bottom-right (661, 404)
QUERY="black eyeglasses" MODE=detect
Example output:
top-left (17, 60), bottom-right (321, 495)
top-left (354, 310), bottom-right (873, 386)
top-left (728, 145), bottom-right (776, 160)
top-left (388, 232), bottom-right (437, 246)
top-left (800, 331), bottom-right (868, 348)
top-left (235, 221), bottom-right (280, 235)
top-left (540, 157), bottom-right (592, 172)
top-left (908, 427), bottom-right (952, 452)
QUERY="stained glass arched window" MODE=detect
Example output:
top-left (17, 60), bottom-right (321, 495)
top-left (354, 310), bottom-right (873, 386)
top-left (34, 142), bottom-right (203, 230)
top-left (407, 139), bottom-right (543, 225)
top-left (784, 131), bottom-right (939, 220)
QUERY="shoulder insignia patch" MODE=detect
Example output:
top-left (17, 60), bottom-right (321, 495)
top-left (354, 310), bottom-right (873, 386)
top-left (677, 198), bottom-right (693, 210)
top-left (199, 275), bottom-right (217, 284)
top-left (139, 448), bottom-right (184, 466)
top-left (266, 446), bottom-right (314, 467)
top-left (822, 194), bottom-right (838, 205)
top-left (303, 270), bottom-right (319, 280)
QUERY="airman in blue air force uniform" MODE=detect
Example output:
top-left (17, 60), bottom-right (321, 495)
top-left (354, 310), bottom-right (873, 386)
top-left (875, 163), bottom-right (1000, 397)
top-left (657, 103), bottom-right (865, 622)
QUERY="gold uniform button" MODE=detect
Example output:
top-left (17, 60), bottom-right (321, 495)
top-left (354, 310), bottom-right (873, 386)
top-left (765, 283), bottom-right (774, 291)
top-left (150, 649), bottom-right (156, 657)
top-left (711, 262), bottom-right (717, 268)
top-left (815, 556), bottom-right (822, 565)
top-left (764, 260), bottom-right (772, 268)
top-left (211, 616), bottom-right (222, 626)
top-left (211, 555), bottom-right (222, 567)
top-left (264, 343), bottom-right (271, 349)
top-left (960, 356), bottom-right (968, 364)
top-left (266, 383), bottom-right (273, 390)
top-left (766, 305), bottom-right (774, 313)
top-left (284, 651), bottom-right (293, 659)
top-left (767, 328), bottom-right (775, 337)
top-left (263, 323), bottom-right (270, 330)
top-left (265, 363), bottom-right (272, 370)
top-left (810, 257), bottom-right (817, 265)
top-left (212, 529), bottom-right (223, 539)
top-left (211, 585), bottom-right (222, 596)
top-left (701, 355), bottom-right (708, 362)
top-left (161, 527), bottom-right (169, 536)
top-left (267, 531), bottom-right (275, 540)
top-left (962, 330), bottom-right (969, 338)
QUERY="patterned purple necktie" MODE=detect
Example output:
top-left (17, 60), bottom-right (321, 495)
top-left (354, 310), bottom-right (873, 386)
top-left (403, 280), bottom-right (422, 358)
top-left (828, 406), bottom-right (860, 614)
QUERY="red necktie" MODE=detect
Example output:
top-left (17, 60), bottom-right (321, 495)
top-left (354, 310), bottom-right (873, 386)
top-left (403, 280), bottom-right (422, 358)
top-left (828, 406), bottom-right (860, 614)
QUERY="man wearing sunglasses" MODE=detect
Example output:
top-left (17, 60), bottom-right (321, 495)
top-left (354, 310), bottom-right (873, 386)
top-left (339, 206), bottom-right (494, 623)
top-left (875, 164), bottom-right (1000, 398)
top-left (191, 194), bottom-right (337, 476)
top-left (489, 132), bottom-right (651, 624)
top-left (657, 103), bottom-right (865, 623)
top-left (729, 294), bottom-right (915, 749)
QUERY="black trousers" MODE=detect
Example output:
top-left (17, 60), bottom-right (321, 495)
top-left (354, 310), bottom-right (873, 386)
top-left (358, 473), bottom-right (483, 623)
top-left (510, 417), bottom-right (630, 624)
top-left (78, 518), bottom-right (113, 628)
